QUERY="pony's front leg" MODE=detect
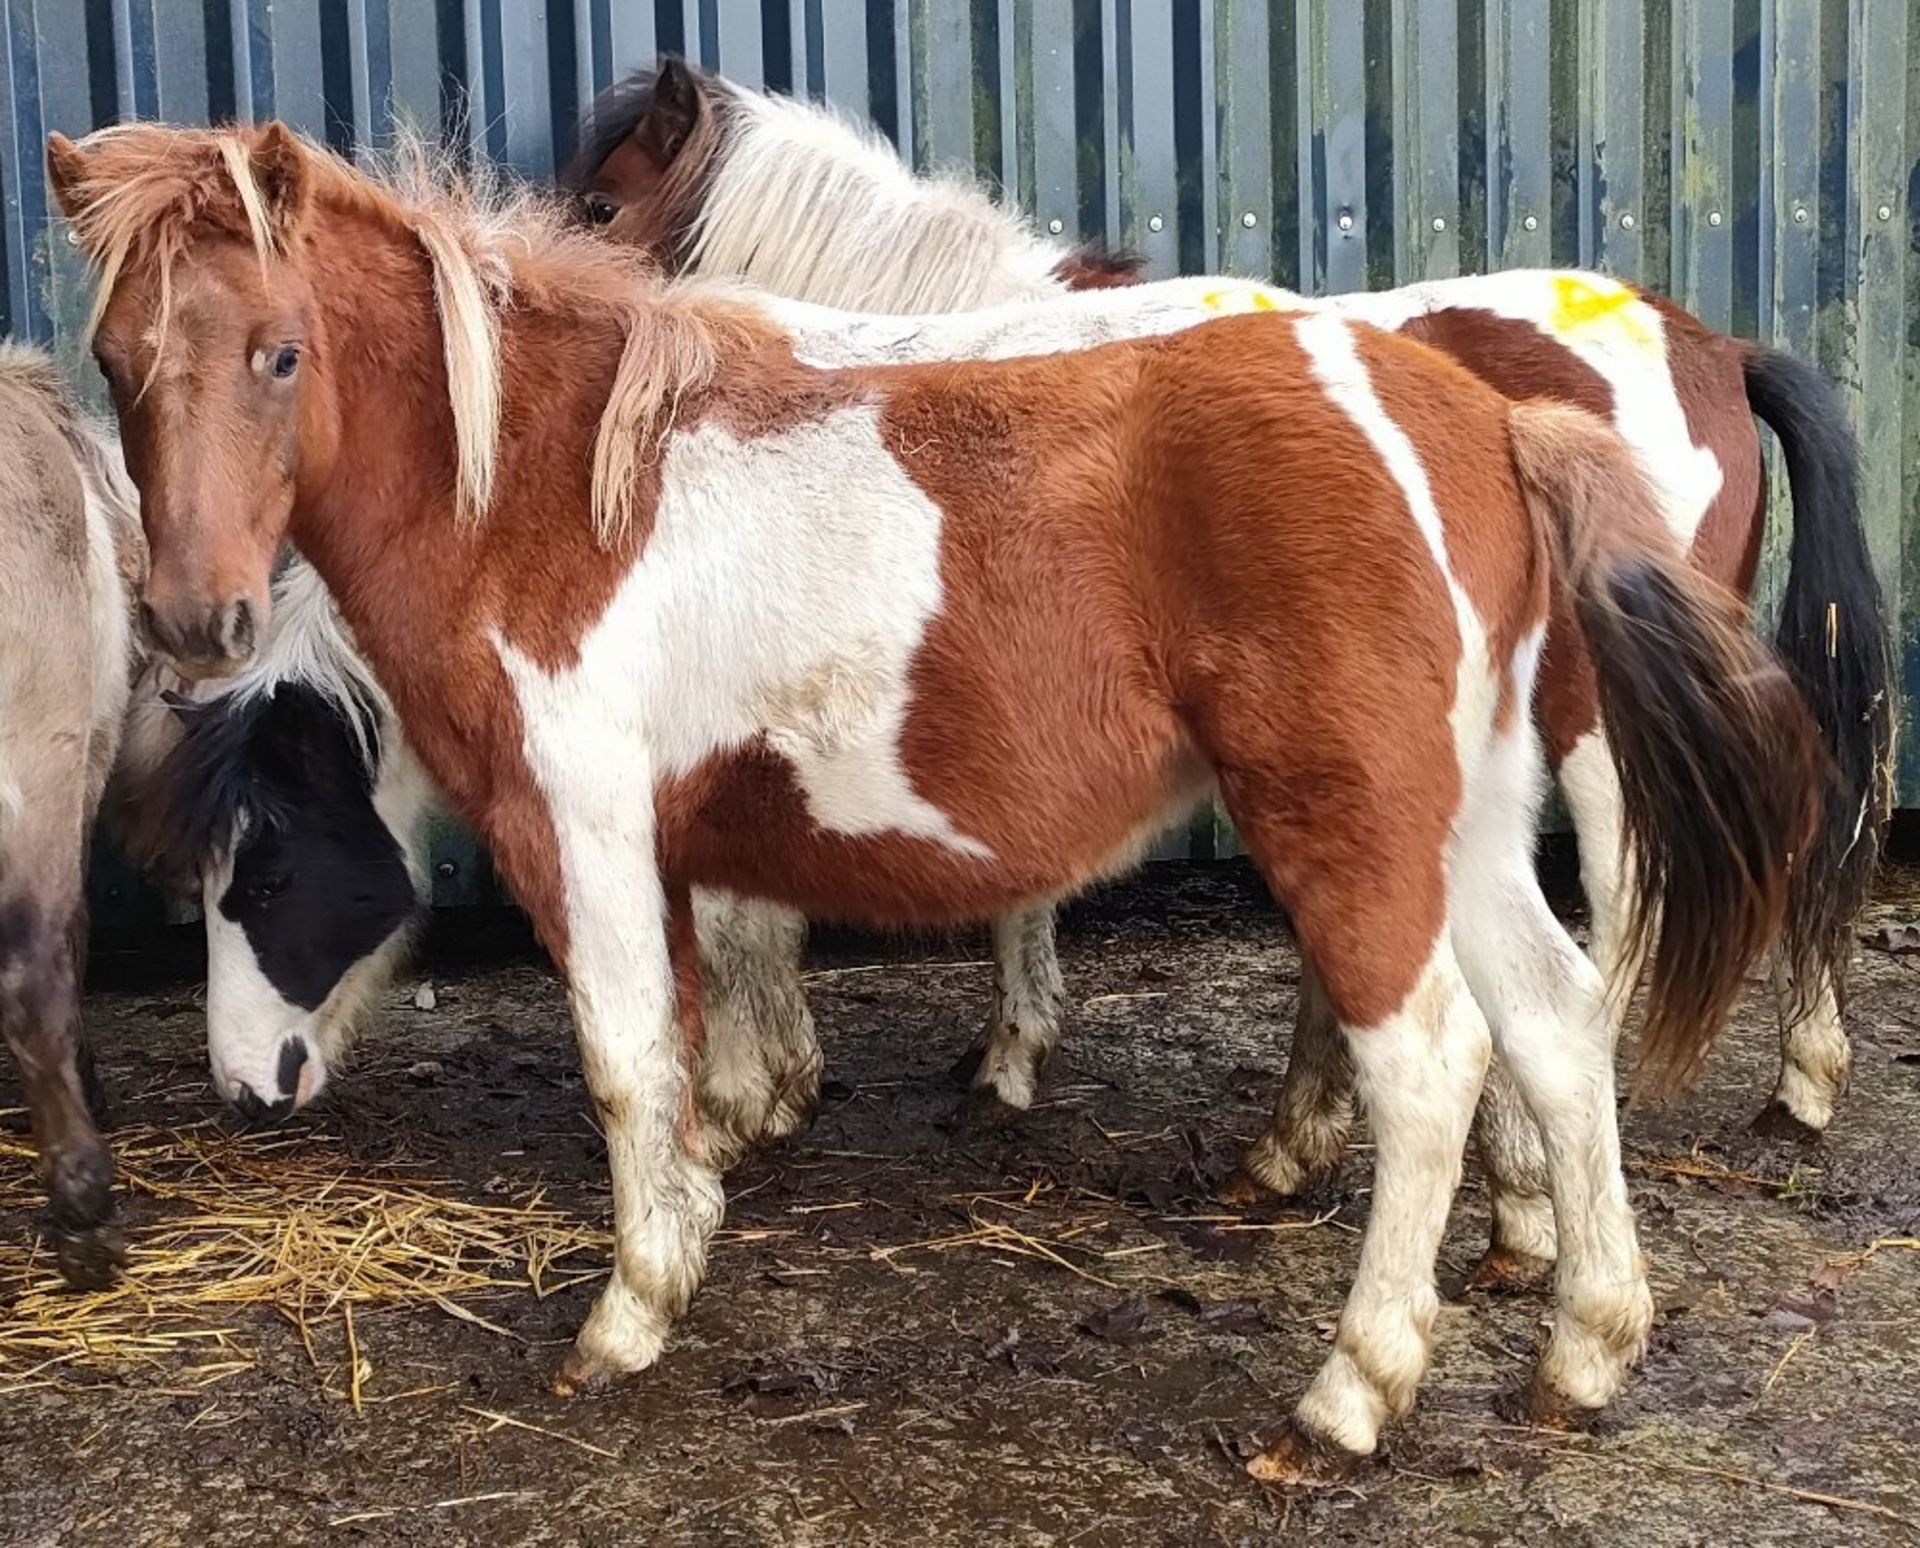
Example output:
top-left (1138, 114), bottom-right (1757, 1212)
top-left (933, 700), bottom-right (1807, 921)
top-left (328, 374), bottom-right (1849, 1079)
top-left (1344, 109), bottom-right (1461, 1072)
top-left (481, 748), bottom-right (724, 1389)
top-left (1222, 958), bottom-right (1356, 1202)
top-left (555, 868), bottom-right (725, 1390)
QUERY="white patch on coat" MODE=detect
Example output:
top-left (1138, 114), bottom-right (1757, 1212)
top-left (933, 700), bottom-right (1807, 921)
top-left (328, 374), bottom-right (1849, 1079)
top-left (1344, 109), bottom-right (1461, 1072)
top-left (500, 406), bottom-right (989, 862)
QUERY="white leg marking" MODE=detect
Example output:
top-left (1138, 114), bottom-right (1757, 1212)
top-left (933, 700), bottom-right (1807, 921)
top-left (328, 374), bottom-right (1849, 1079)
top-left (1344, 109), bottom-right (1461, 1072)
top-left (1236, 959), bottom-right (1356, 1196)
top-left (1559, 728), bottom-right (1638, 1009)
top-left (971, 904), bottom-right (1065, 1109)
top-left (1451, 718), bottom-right (1652, 1414)
top-left (1769, 966), bottom-right (1849, 1132)
top-left (1293, 944), bottom-right (1491, 1455)
top-left (694, 889), bottom-right (821, 1167)
top-left (1463, 725), bottom-right (1634, 1272)
top-left (495, 648), bottom-right (723, 1380)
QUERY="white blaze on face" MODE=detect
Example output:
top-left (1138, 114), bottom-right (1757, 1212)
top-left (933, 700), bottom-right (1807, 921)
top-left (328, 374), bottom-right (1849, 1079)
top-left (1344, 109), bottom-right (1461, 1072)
top-left (202, 851), bottom-right (327, 1111)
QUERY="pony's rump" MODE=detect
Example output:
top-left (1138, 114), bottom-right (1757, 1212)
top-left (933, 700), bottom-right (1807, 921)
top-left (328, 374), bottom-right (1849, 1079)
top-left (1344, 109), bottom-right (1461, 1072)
top-left (1506, 401), bottom-right (1828, 1096)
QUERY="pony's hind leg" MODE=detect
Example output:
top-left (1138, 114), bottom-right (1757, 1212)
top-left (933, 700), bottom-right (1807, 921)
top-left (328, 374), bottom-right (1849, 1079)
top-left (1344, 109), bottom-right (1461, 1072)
top-left (1222, 958), bottom-right (1355, 1203)
top-left (1250, 936), bottom-right (1490, 1477)
top-left (1450, 729), bottom-right (1653, 1423)
top-left (953, 904), bottom-right (1065, 1111)
top-left (693, 891), bottom-right (821, 1168)
top-left (1214, 764), bottom-right (1488, 1476)
top-left (1756, 962), bottom-right (1848, 1138)
top-left (1456, 722), bottom-right (1637, 1295)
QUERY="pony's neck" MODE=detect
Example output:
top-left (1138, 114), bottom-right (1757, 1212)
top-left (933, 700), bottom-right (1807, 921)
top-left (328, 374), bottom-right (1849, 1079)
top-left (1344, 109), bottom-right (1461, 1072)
top-left (691, 88), bottom-right (1068, 313)
top-left (284, 201), bottom-right (480, 655)
top-left (280, 190), bottom-right (643, 711)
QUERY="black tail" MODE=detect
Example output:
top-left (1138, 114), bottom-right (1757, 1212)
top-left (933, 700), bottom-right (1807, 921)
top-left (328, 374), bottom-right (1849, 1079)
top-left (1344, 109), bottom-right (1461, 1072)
top-left (1745, 346), bottom-right (1894, 1014)
top-left (1509, 403), bottom-right (1828, 1096)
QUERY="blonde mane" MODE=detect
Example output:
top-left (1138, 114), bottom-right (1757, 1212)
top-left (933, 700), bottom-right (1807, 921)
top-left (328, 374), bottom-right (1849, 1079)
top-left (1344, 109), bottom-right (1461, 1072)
top-left (59, 121), bottom-right (751, 544)
top-left (691, 87), bottom-right (1068, 313)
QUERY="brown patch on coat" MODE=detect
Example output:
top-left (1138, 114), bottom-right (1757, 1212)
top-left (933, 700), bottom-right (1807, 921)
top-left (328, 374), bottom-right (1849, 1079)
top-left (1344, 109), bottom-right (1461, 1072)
top-left (1355, 327), bottom-right (1550, 732)
top-left (1639, 293), bottom-right (1767, 594)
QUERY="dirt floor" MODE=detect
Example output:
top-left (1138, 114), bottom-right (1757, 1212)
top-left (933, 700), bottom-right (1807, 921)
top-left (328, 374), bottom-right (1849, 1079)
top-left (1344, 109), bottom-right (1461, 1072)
top-left (2, 860), bottom-right (1918, 1547)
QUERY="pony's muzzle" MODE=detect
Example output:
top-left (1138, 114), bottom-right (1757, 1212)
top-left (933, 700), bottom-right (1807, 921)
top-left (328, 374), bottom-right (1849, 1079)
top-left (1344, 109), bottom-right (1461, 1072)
top-left (231, 1083), bottom-right (296, 1126)
top-left (225, 1037), bottom-right (313, 1124)
top-left (139, 594), bottom-right (258, 677)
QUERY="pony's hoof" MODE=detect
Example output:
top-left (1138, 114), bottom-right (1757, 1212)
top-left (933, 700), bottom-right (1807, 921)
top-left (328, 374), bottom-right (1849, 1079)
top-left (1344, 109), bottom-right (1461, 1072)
top-left (1245, 1423), bottom-right (1367, 1487)
top-left (1459, 1245), bottom-right (1555, 1298)
top-left (550, 1345), bottom-right (622, 1399)
top-left (947, 1043), bottom-right (987, 1089)
top-left (53, 1222), bottom-right (126, 1291)
top-left (1750, 1101), bottom-right (1823, 1144)
top-left (1495, 1374), bottom-right (1601, 1433)
top-left (1219, 1156), bottom-right (1339, 1208)
top-left (1217, 1168), bottom-right (1274, 1209)
top-left (948, 1083), bottom-right (1024, 1134)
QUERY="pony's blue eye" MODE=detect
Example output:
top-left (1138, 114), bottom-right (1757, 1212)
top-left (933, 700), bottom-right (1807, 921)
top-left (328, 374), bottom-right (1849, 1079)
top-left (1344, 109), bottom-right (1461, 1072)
top-left (271, 345), bottom-right (301, 379)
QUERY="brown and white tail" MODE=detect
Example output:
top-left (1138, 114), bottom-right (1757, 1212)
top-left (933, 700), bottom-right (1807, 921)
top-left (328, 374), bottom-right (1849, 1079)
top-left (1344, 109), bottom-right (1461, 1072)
top-left (1507, 402), bottom-right (1829, 1096)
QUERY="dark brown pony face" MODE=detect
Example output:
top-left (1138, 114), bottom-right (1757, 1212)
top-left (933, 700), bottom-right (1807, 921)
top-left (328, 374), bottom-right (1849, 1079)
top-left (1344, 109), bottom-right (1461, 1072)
top-left (562, 54), bottom-right (717, 264)
top-left (47, 124), bottom-right (335, 679)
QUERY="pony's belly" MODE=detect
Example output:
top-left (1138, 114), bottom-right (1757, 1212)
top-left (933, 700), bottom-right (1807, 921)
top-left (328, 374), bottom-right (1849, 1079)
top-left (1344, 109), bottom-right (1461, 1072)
top-left (659, 736), bottom-right (1210, 928)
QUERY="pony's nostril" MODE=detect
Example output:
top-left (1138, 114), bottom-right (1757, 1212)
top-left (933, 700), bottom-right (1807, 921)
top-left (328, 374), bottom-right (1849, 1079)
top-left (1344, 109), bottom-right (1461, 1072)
top-left (137, 599), bottom-right (173, 654)
top-left (276, 1037), bottom-right (310, 1101)
top-left (220, 597), bottom-right (256, 660)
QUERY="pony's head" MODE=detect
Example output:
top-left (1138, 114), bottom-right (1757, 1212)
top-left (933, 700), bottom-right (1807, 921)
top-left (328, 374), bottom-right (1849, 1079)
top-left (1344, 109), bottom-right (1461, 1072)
top-left (117, 564), bottom-right (431, 1119)
top-left (562, 54), bottom-right (730, 263)
top-left (47, 122), bottom-right (343, 679)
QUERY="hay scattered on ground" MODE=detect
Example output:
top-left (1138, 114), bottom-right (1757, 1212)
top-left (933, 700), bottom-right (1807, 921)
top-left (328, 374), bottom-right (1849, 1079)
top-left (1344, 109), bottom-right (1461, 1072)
top-left (0, 1114), bottom-right (609, 1395)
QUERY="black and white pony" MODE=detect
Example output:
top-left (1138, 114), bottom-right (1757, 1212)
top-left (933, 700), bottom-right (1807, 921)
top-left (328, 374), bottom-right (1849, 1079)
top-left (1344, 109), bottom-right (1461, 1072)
top-left (117, 559), bottom-right (427, 1120)
top-left (120, 556), bottom-right (824, 1159)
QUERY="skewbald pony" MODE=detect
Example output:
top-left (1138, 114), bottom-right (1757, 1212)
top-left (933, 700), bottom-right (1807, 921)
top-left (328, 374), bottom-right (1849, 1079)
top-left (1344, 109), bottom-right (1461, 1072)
top-left (48, 120), bottom-right (758, 542)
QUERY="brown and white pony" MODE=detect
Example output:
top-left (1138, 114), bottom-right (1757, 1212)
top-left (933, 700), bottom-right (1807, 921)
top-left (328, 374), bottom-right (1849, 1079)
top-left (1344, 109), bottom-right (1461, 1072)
top-left (0, 344), bottom-right (144, 1286)
top-left (569, 60), bottom-right (1892, 1203)
top-left (49, 122), bottom-right (1823, 1478)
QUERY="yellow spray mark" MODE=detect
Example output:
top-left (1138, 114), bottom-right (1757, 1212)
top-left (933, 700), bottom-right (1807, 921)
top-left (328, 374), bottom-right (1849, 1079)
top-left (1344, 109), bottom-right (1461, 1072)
top-left (1547, 274), bottom-right (1660, 354)
top-left (1202, 285), bottom-right (1285, 314)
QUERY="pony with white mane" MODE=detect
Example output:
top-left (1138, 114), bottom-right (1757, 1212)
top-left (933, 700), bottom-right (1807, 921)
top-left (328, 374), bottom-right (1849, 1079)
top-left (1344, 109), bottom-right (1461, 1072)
top-left (51, 118), bottom-right (1823, 1481)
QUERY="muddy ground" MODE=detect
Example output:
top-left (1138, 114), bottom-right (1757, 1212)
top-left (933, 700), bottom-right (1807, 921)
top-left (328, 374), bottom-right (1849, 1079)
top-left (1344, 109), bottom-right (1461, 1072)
top-left (2, 860), bottom-right (1918, 1547)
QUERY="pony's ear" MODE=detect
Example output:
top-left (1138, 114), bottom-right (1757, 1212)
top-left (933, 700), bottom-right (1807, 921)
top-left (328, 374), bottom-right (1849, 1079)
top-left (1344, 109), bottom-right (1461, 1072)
top-left (45, 131), bottom-right (92, 220)
top-left (250, 121), bottom-right (314, 237)
top-left (639, 55), bottom-right (704, 166)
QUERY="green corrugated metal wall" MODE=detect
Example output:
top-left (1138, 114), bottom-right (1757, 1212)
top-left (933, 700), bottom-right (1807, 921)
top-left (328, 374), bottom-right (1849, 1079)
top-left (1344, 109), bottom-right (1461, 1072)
top-left (0, 2), bottom-right (1914, 912)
